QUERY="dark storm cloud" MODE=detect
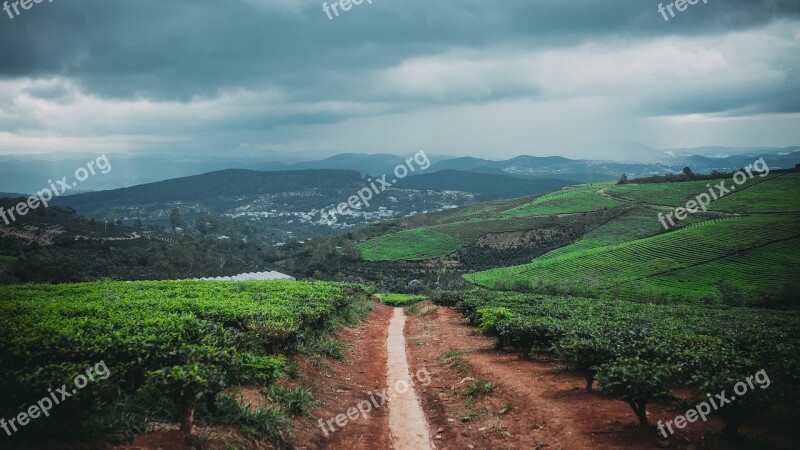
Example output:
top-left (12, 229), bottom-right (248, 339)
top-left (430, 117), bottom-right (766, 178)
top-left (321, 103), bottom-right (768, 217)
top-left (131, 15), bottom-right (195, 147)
top-left (0, 0), bottom-right (797, 157)
top-left (0, 0), bottom-right (797, 101)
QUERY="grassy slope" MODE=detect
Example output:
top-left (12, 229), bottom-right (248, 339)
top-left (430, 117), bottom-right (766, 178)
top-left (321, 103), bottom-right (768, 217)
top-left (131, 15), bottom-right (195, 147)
top-left (706, 173), bottom-right (800, 213)
top-left (356, 172), bottom-right (798, 302)
top-left (603, 174), bottom-right (776, 206)
top-left (357, 183), bottom-right (618, 261)
top-left (467, 173), bottom-right (800, 302)
top-left (634, 237), bottom-right (800, 299)
top-left (467, 216), bottom-right (798, 298)
top-left (500, 182), bottom-right (617, 217)
top-left (536, 207), bottom-right (707, 261)
top-left (357, 228), bottom-right (462, 261)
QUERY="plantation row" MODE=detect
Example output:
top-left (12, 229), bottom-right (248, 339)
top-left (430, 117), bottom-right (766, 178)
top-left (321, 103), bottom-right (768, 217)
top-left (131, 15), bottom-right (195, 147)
top-left (536, 207), bottom-right (709, 262)
top-left (605, 172), bottom-right (799, 214)
top-left (605, 174), bottom-right (775, 207)
top-left (614, 237), bottom-right (800, 302)
top-left (432, 290), bottom-right (800, 435)
top-left (501, 183), bottom-right (619, 218)
top-left (0, 280), bottom-right (374, 444)
top-left (357, 228), bottom-right (462, 261)
top-left (467, 215), bottom-right (800, 301)
top-left (422, 194), bottom-right (544, 225)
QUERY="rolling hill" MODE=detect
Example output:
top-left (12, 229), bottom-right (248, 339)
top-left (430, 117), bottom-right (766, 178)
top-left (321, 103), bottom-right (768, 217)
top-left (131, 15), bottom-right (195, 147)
top-left (52, 169), bottom-right (364, 210)
top-left (355, 170), bottom-right (800, 303)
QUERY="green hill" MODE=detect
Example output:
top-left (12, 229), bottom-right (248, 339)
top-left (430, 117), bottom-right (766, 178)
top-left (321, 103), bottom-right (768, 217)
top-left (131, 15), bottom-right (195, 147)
top-left (466, 215), bottom-right (799, 301)
top-left (355, 171), bottom-right (800, 304)
top-left (355, 184), bottom-right (626, 262)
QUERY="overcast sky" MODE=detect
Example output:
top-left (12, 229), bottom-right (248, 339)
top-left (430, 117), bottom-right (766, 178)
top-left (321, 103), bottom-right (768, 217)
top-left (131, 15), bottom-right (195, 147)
top-left (0, 0), bottom-right (798, 160)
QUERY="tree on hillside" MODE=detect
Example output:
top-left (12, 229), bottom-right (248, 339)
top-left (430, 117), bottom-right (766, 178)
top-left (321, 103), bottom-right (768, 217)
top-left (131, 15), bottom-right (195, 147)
top-left (339, 240), bottom-right (361, 261)
top-left (195, 212), bottom-right (207, 234)
top-left (682, 166), bottom-right (695, 180)
top-left (617, 173), bottom-right (628, 185)
top-left (169, 207), bottom-right (184, 230)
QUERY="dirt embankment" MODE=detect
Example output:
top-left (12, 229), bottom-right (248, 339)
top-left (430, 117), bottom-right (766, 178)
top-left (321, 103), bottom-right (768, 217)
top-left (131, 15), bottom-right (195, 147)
top-left (294, 303), bottom-right (394, 449)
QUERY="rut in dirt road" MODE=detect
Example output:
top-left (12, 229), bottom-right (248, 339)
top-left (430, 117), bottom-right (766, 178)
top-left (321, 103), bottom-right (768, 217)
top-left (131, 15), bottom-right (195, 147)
top-left (386, 307), bottom-right (434, 450)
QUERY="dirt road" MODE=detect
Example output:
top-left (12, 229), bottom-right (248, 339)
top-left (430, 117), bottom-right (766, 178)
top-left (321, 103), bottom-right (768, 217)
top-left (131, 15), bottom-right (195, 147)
top-left (386, 308), bottom-right (433, 450)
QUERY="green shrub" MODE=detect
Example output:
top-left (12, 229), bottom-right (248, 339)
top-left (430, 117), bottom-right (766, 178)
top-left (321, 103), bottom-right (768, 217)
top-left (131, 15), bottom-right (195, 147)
top-left (597, 357), bottom-right (673, 427)
top-left (267, 385), bottom-right (317, 416)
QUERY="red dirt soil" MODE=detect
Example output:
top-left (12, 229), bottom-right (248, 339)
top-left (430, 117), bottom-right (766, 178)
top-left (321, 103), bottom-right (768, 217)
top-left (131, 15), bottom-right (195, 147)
top-left (405, 302), bottom-right (800, 450)
top-left (292, 301), bottom-right (393, 449)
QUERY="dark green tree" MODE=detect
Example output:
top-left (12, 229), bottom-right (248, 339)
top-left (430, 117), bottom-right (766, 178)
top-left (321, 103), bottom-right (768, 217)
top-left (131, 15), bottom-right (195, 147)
top-left (169, 207), bottom-right (184, 230)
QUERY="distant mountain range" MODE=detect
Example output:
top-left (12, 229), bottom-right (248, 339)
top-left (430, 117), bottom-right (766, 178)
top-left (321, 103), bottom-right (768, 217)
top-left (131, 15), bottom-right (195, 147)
top-left (2, 146), bottom-right (799, 194)
top-left (430, 151), bottom-right (800, 181)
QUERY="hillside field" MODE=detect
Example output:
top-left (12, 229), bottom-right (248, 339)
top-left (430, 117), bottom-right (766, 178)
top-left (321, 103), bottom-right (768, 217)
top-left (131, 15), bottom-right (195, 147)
top-left (357, 172), bottom-right (800, 304)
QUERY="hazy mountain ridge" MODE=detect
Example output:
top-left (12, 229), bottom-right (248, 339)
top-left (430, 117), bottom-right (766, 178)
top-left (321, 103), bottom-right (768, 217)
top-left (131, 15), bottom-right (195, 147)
top-left (53, 169), bottom-right (364, 209)
top-left (431, 150), bottom-right (800, 180)
top-left (2, 147), bottom-right (800, 194)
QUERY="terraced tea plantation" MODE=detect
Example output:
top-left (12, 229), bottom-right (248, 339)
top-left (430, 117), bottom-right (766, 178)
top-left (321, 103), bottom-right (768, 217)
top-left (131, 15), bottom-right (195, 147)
top-left (467, 215), bottom-right (799, 301)
top-left (0, 280), bottom-right (373, 446)
top-left (357, 228), bottom-right (462, 261)
top-left (356, 187), bottom-right (623, 262)
top-left (356, 172), bottom-right (799, 304)
top-left (500, 182), bottom-right (618, 217)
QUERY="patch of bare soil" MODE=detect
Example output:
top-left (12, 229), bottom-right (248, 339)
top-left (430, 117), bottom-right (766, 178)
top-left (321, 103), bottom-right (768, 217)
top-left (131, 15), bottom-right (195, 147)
top-left (0, 224), bottom-right (64, 245)
top-left (292, 301), bottom-right (393, 449)
top-left (470, 229), bottom-right (564, 251)
top-left (405, 302), bottom-right (800, 450)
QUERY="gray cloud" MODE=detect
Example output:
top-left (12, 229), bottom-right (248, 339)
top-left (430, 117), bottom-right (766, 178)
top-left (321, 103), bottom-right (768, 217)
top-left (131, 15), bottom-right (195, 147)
top-left (0, 0), bottom-right (798, 158)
